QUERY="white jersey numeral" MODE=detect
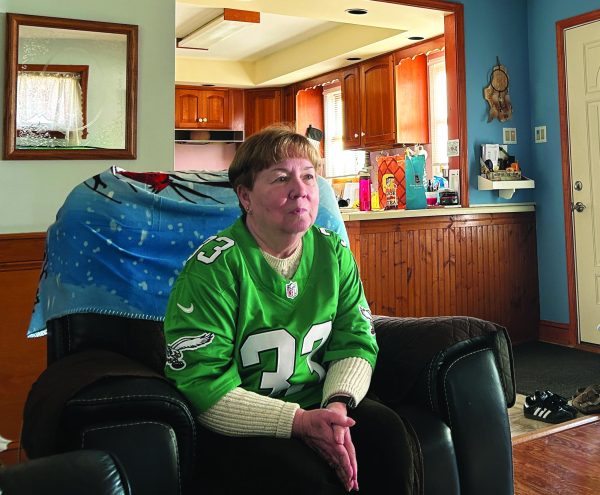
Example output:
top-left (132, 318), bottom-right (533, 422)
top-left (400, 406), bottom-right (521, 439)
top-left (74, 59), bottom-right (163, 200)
top-left (301, 322), bottom-right (331, 381)
top-left (241, 330), bottom-right (295, 395)
top-left (195, 236), bottom-right (235, 264)
top-left (239, 322), bottom-right (332, 397)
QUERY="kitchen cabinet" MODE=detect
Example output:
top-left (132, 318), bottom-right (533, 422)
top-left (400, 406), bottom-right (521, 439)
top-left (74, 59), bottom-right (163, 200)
top-left (175, 86), bottom-right (231, 129)
top-left (341, 67), bottom-right (361, 149)
top-left (296, 87), bottom-right (324, 155)
top-left (342, 55), bottom-right (396, 150)
top-left (282, 85), bottom-right (296, 127)
top-left (395, 53), bottom-right (429, 144)
top-left (244, 88), bottom-right (282, 138)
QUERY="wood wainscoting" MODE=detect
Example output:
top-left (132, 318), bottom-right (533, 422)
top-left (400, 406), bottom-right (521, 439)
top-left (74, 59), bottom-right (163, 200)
top-left (0, 232), bottom-right (46, 464)
top-left (345, 211), bottom-right (539, 343)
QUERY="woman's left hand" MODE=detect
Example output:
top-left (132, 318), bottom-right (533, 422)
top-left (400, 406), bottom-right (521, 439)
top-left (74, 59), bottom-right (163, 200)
top-left (326, 402), bottom-right (359, 491)
top-left (292, 407), bottom-right (356, 491)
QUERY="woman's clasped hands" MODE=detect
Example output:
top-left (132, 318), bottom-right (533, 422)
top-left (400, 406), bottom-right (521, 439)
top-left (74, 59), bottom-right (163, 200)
top-left (292, 404), bottom-right (359, 492)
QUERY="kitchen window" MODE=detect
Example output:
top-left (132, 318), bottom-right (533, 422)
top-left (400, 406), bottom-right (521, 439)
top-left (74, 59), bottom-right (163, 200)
top-left (427, 52), bottom-right (448, 176)
top-left (323, 85), bottom-right (365, 177)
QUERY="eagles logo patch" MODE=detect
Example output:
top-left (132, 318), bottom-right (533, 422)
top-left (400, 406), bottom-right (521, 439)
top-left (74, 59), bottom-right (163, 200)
top-left (359, 305), bottom-right (375, 335)
top-left (359, 305), bottom-right (372, 322)
top-left (166, 333), bottom-right (214, 370)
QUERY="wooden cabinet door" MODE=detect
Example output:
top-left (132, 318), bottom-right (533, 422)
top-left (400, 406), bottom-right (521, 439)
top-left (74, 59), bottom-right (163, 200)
top-left (203, 89), bottom-right (231, 129)
top-left (395, 54), bottom-right (429, 144)
top-left (282, 85), bottom-right (296, 128)
top-left (175, 88), bottom-right (202, 128)
top-left (175, 88), bottom-right (231, 129)
top-left (244, 89), bottom-right (282, 137)
top-left (341, 67), bottom-right (361, 149)
top-left (360, 55), bottom-right (396, 148)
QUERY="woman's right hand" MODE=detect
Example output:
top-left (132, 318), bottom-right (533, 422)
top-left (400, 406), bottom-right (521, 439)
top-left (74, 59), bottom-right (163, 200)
top-left (292, 408), bottom-right (356, 491)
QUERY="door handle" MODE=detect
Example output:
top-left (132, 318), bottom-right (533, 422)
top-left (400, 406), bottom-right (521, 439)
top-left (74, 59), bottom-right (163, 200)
top-left (572, 201), bottom-right (586, 213)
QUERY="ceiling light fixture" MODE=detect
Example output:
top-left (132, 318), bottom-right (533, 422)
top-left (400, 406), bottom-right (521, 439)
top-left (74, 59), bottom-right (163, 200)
top-left (345, 8), bottom-right (368, 15)
top-left (178, 8), bottom-right (260, 49)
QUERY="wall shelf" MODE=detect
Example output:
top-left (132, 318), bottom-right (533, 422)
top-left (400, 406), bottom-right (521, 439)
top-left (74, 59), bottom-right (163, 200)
top-left (477, 174), bottom-right (535, 199)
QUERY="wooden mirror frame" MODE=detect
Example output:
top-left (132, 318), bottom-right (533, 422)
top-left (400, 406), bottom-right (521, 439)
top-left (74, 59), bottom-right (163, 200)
top-left (3, 13), bottom-right (138, 160)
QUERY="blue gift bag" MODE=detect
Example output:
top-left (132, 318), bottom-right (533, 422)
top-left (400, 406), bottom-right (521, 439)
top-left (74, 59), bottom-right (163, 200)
top-left (405, 154), bottom-right (427, 210)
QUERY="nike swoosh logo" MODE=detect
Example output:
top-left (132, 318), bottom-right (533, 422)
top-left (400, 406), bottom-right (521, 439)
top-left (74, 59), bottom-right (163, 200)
top-left (177, 302), bottom-right (194, 314)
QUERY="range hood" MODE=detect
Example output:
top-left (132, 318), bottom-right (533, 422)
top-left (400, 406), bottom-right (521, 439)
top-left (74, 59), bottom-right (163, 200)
top-left (175, 129), bottom-right (244, 144)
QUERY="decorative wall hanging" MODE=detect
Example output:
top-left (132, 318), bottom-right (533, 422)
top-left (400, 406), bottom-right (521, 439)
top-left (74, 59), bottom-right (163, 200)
top-left (484, 57), bottom-right (512, 122)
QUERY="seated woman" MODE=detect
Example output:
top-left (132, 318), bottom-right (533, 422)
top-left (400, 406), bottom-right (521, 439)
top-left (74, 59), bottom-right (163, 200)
top-left (164, 125), bottom-right (420, 494)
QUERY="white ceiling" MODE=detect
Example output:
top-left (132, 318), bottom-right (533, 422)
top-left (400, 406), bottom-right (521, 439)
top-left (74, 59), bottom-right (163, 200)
top-left (175, 1), bottom-right (447, 86)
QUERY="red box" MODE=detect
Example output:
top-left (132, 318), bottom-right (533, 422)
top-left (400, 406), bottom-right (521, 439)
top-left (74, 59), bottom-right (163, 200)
top-left (377, 155), bottom-right (406, 209)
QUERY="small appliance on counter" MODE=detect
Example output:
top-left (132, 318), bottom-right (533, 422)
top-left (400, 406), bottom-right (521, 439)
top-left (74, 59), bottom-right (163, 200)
top-left (438, 189), bottom-right (459, 206)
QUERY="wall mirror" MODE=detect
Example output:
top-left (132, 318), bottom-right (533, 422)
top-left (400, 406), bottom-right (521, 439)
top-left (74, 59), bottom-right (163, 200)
top-left (4, 13), bottom-right (138, 160)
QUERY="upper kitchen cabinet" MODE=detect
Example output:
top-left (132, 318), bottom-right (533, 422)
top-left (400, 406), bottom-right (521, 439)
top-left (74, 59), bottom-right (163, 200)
top-left (282, 85), bottom-right (296, 127)
top-left (395, 53), bottom-right (429, 144)
top-left (244, 88), bottom-right (282, 138)
top-left (342, 55), bottom-right (396, 150)
top-left (175, 86), bottom-right (232, 129)
top-left (341, 67), bottom-right (361, 149)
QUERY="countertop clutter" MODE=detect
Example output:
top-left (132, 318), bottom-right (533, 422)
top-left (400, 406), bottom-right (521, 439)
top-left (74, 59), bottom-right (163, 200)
top-left (478, 144), bottom-right (535, 199)
top-left (340, 203), bottom-right (535, 221)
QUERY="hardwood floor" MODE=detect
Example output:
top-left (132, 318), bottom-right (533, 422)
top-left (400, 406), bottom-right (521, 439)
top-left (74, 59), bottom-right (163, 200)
top-left (513, 419), bottom-right (600, 494)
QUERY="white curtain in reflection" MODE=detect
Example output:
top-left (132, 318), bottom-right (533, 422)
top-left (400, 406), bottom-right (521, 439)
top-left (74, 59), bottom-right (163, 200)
top-left (17, 72), bottom-right (83, 146)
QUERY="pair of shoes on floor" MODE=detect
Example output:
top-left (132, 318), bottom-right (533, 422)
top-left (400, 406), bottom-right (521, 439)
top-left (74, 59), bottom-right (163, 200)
top-left (523, 390), bottom-right (578, 424)
top-left (571, 384), bottom-right (600, 414)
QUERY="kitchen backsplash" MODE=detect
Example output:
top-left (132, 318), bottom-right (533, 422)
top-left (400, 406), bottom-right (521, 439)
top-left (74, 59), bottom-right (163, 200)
top-left (174, 143), bottom-right (237, 171)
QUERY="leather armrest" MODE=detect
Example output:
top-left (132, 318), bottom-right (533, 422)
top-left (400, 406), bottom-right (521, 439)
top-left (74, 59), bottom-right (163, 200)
top-left (371, 316), bottom-right (515, 407)
top-left (61, 375), bottom-right (197, 453)
top-left (23, 348), bottom-right (197, 494)
top-left (60, 375), bottom-right (197, 495)
top-left (372, 316), bottom-right (516, 495)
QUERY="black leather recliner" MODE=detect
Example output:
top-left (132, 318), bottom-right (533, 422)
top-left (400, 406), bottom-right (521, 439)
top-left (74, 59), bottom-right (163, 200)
top-left (22, 312), bottom-right (515, 495)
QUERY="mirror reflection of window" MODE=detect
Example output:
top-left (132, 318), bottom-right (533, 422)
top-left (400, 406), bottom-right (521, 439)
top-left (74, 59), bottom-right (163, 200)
top-left (16, 65), bottom-right (88, 148)
top-left (16, 23), bottom-right (129, 151)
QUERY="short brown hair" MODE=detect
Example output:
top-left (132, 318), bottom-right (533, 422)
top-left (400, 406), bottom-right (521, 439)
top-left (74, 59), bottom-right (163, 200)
top-left (228, 124), bottom-right (322, 194)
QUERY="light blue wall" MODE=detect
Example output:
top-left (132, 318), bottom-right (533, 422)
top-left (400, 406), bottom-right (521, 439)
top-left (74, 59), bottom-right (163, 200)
top-left (526, 0), bottom-right (598, 323)
top-left (0, 0), bottom-right (174, 234)
top-left (459, 0), bottom-right (597, 324)
top-left (460, 0), bottom-right (534, 205)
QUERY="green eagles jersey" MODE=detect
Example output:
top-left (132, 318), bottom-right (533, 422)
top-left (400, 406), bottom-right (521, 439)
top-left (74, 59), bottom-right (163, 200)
top-left (164, 218), bottom-right (377, 413)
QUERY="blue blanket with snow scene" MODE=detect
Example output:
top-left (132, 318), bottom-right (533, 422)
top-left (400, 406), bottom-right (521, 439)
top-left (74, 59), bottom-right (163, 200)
top-left (27, 166), bottom-right (348, 337)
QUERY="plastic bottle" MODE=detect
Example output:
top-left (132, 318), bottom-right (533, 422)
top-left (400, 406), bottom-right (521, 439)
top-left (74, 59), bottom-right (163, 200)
top-left (358, 169), bottom-right (371, 211)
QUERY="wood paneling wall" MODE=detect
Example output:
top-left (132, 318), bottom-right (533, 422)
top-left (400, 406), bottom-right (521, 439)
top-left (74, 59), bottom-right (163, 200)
top-left (0, 233), bottom-right (46, 465)
top-left (346, 212), bottom-right (539, 343)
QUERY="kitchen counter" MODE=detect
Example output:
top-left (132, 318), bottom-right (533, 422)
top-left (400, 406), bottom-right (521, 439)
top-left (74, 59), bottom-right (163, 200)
top-left (340, 203), bottom-right (535, 221)
top-left (342, 202), bottom-right (538, 343)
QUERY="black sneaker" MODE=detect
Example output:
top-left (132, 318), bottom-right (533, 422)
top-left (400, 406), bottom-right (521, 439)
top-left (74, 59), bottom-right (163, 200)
top-left (523, 390), bottom-right (577, 424)
top-left (541, 390), bottom-right (578, 416)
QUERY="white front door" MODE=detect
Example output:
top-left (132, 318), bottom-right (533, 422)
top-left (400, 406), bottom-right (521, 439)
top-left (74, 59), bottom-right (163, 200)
top-left (566, 19), bottom-right (600, 345)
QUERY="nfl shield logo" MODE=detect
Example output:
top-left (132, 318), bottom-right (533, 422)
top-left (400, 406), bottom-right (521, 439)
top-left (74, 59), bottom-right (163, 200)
top-left (285, 281), bottom-right (298, 299)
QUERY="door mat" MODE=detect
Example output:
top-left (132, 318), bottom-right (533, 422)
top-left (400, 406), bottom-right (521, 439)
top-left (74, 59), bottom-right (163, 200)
top-left (512, 341), bottom-right (600, 398)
